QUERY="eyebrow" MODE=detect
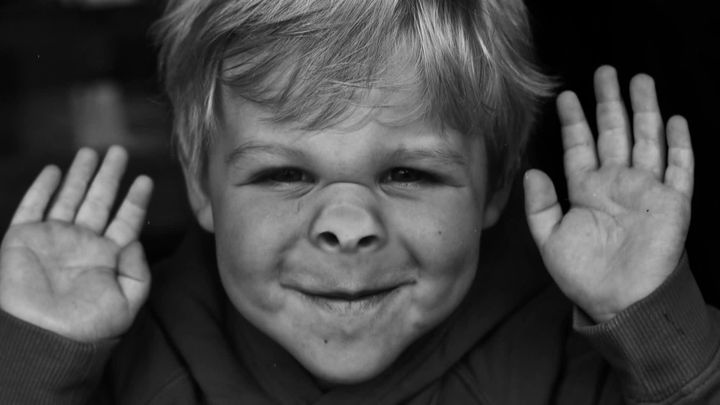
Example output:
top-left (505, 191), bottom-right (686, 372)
top-left (387, 147), bottom-right (469, 168)
top-left (225, 142), bottom-right (469, 168)
top-left (225, 142), bottom-right (306, 166)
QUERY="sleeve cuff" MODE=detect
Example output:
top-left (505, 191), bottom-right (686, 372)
top-left (574, 254), bottom-right (720, 402)
top-left (0, 309), bottom-right (117, 404)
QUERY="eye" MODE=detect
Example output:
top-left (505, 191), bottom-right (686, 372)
top-left (383, 167), bottom-right (436, 185)
top-left (253, 167), bottom-right (311, 184)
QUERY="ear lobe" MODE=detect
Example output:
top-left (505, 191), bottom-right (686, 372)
top-left (482, 182), bottom-right (512, 229)
top-left (183, 167), bottom-right (215, 233)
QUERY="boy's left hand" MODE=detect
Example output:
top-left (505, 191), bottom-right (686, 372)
top-left (524, 66), bottom-right (694, 323)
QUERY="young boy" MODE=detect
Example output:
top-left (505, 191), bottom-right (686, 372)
top-left (1, 0), bottom-right (718, 403)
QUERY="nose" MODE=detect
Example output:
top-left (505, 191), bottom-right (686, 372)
top-left (310, 203), bottom-right (386, 253)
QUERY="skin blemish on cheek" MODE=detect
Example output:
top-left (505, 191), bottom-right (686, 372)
top-left (323, 339), bottom-right (329, 344)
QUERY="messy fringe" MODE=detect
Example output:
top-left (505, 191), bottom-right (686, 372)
top-left (154, 0), bottom-right (554, 189)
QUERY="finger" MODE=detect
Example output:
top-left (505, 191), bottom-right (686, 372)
top-left (595, 66), bottom-right (631, 167)
top-left (47, 148), bottom-right (99, 222)
top-left (664, 115), bottom-right (694, 197)
top-left (105, 175), bottom-right (154, 247)
top-left (524, 169), bottom-right (563, 247)
top-left (629, 74), bottom-right (665, 179)
top-left (10, 165), bottom-right (62, 225)
top-left (75, 146), bottom-right (128, 232)
top-left (117, 241), bottom-right (151, 316)
top-left (557, 91), bottom-right (598, 181)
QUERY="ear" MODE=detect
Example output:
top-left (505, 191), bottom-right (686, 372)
top-left (482, 181), bottom-right (513, 229)
top-left (183, 166), bottom-right (215, 233)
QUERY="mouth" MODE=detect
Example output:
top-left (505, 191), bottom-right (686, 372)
top-left (304, 285), bottom-right (399, 301)
top-left (293, 284), bottom-right (409, 316)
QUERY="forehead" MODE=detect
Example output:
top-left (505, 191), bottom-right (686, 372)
top-left (218, 83), bottom-right (454, 147)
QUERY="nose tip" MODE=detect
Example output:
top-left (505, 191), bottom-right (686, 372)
top-left (311, 204), bottom-right (385, 253)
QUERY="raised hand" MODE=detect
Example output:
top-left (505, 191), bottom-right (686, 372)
top-left (0, 146), bottom-right (153, 342)
top-left (524, 66), bottom-right (694, 323)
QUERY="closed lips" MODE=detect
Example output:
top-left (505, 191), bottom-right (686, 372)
top-left (302, 285), bottom-right (402, 301)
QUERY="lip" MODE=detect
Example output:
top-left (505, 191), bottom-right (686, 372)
top-left (290, 282), bottom-right (412, 317)
top-left (299, 284), bottom-right (402, 301)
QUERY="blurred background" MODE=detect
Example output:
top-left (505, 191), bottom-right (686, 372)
top-left (0, 0), bottom-right (190, 263)
top-left (0, 0), bottom-right (717, 305)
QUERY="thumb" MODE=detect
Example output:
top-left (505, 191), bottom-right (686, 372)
top-left (524, 169), bottom-right (563, 247)
top-left (117, 241), bottom-right (151, 316)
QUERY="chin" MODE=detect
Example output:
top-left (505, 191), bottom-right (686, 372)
top-left (292, 338), bottom-right (402, 386)
top-left (302, 357), bottom-right (390, 386)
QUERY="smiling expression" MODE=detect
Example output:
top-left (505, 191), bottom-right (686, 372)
top-left (187, 88), bottom-right (506, 384)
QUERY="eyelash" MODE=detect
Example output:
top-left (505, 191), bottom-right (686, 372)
top-left (382, 167), bottom-right (438, 185)
top-left (251, 167), bottom-right (312, 185)
top-left (248, 167), bottom-right (439, 187)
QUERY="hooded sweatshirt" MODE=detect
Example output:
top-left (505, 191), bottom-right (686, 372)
top-left (1, 217), bottom-right (719, 404)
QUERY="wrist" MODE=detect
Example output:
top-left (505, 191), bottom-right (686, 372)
top-left (573, 254), bottom-right (720, 401)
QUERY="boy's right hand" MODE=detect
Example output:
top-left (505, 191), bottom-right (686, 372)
top-left (0, 146), bottom-right (153, 342)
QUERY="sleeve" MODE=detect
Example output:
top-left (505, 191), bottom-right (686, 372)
top-left (0, 309), bottom-right (116, 404)
top-left (574, 255), bottom-right (720, 404)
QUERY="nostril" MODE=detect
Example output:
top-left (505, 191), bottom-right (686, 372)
top-left (358, 235), bottom-right (378, 248)
top-left (316, 232), bottom-right (379, 251)
top-left (318, 231), bottom-right (339, 247)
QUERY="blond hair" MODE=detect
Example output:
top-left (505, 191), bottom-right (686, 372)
top-left (155, 0), bottom-right (553, 190)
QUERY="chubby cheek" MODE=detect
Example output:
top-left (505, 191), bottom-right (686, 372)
top-left (394, 191), bottom-right (484, 327)
top-left (212, 190), bottom-right (302, 313)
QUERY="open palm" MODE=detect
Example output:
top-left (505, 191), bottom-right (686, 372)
top-left (524, 66), bottom-right (694, 322)
top-left (0, 147), bottom-right (153, 341)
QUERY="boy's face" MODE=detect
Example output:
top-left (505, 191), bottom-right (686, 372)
top-left (189, 89), bottom-right (506, 384)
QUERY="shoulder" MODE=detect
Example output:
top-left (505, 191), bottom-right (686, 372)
top-left (102, 227), bottom-right (217, 404)
top-left (104, 307), bottom-right (199, 404)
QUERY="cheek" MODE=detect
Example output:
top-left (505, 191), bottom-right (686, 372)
top-left (391, 191), bottom-right (484, 313)
top-left (212, 191), bottom-right (303, 310)
top-left (398, 189), bottom-right (483, 263)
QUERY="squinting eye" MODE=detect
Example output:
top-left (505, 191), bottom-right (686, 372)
top-left (255, 167), bottom-right (310, 184)
top-left (384, 167), bottom-right (432, 184)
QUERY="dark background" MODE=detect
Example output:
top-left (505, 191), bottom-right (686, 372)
top-left (526, 0), bottom-right (719, 307)
top-left (0, 0), bottom-right (717, 306)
